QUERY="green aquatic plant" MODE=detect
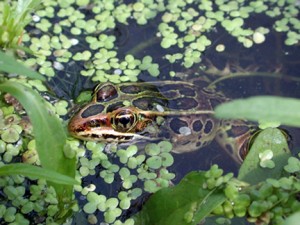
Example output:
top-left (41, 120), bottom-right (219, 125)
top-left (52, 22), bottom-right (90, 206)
top-left (0, 0), bottom-right (41, 50)
top-left (0, 51), bottom-right (78, 223)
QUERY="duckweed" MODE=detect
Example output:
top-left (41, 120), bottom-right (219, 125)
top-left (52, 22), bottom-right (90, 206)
top-left (158, 140), bottom-right (173, 152)
top-left (259, 150), bottom-right (275, 169)
top-left (100, 170), bottom-right (115, 184)
top-left (284, 157), bottom-right (300, 173)
top-left (144, 180), bottom-right (160, 193)
top-left (119, 198), bottom-right (130, 209)
top-left (160, 152), bottom-right (174, 167)
top-left (146, 156), bottom-right (162, 169)
top-left (127, 157), bottom-right (138, 169)
top-left (83, 202), bottom-right (97, 214)
top-left (145, 143), bottom-right (160, 156)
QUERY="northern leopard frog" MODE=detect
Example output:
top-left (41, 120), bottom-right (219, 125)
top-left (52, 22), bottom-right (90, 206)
top-left (68, 80), bottom-right (250, 162)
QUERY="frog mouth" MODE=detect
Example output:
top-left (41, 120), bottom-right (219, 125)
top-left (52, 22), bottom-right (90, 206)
top-left (70, 128), bottom-right (155, 142)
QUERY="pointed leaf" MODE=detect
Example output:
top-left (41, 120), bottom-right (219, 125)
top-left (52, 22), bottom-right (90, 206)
top-left (0, 81), bottom-right (76, 201)
top-left (215, 96), bottom-right (300, 128)
top-left (0, 50), bottom-right (45, 81)
top-left (0, 163), bottom-right (79, 185)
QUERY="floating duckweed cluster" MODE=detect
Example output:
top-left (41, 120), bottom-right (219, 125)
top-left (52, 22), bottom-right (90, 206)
top-left (11, 0), bottom-right (298, 86)
top-left (0, 175), bottom-right (61, 224)
top-left (158, 0), bottom-right (300, 68)
top-left (69, 140), bottom-right (175, 224)
top-left (203, 164), bottom-right (300, 224)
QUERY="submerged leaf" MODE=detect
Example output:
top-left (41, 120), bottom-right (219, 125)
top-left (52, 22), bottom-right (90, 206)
top-left (215, 96), bottom-right (300, 128)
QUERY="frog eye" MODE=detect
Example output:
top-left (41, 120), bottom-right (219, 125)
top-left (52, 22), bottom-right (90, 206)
top-left (94, 83), bottom-right (118, 102)
top-left (112, 109), bottom-right (136, 132)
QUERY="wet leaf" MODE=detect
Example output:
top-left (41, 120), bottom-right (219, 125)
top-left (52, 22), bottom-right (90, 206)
top-left (0, 81), bottom-right (76, 206)
top-left (238, 128), bottom-right (290, 185)
top-left (0, 50), bottom-right (45, 81)
top-left (133, 171), bottom-right (226, 225)
top-left (0, 163), bottom-right (78, 185)
top-left (283, 211), bottom-right (300, 225)
top-left (215, 96), bottom-right (300, 128)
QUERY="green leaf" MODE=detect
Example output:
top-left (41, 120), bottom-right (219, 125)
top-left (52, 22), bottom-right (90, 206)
top-left (238, 128), bottom-right (290, 185)
top-left (283, 211), bottom-right (300, 225)
top-left (0, 50), bottom-right (45, 81)
top-left (0, 163), bottom-right (79, 185)
top-left (215, 96), bottom-right (300, 128)
top-left (0, 81), bottom-right (76, 204)
top-left (133, 171), bottom-right (226, 225)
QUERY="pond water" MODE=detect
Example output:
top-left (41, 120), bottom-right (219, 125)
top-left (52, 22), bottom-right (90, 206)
top-left (2, 0), bottom-right (300, 224)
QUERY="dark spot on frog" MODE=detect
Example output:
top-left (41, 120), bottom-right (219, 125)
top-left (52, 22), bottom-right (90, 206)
top-left (160, 90), bottom-right (177, 98)
top-left (204, 120), bottom-right (213, 134)
top-left (120, 85), bottom-right (142, 94)
top-left (133, 97), bottom-right (167, 110)
top-left (170, 118), bottom-right (188, 134)
top-left (168, 97), bottom-right (198, 110)
top-left (120, 84), bottom-right (158, 94)
top-left (91, 134), bottom-right (100, 138)
top-left (228, 124), bottom-right (250, 137)
top-left (81, 104), bottom-right (105, 118)
top-left (96, 84), bottom-right (118, 102)
top-left (193, 120), bottom-right (203, 132)
top-left (179, 86), bottom-right (196, 97)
